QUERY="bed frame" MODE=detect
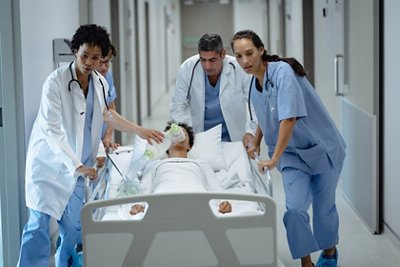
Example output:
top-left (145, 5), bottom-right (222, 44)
top-left (82, 192), bottom-right (277, 267)
top-left (82, 141), bottom-right (279, 266)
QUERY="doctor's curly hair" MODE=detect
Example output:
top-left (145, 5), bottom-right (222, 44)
top-left (70, 24), bottom-right (111, 58)
top-left (164, 121), bottom-right (194, 148)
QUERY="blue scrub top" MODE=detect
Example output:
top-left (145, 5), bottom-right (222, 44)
top-left (101, 71), bottom-right (118, 138)
top-left (82, 77), bottom-right (95, 167)
top-left (105, 71), bottom-right (117, 103)
top-left (204, 74), bottom-right (231, 142)
top-left (251, 62), bottom-right (346, 174)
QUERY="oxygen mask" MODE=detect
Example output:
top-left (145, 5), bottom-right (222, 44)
top-left (169, 123), bottom-right (186, 143)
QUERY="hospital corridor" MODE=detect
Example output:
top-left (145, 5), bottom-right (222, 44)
top-left (2, 0), bottom-right (400, 267)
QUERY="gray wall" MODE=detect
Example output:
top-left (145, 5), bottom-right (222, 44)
top-left (0, 1), bottom-right (25, 266)
top-left (20, 0), bottom-right (80, 146)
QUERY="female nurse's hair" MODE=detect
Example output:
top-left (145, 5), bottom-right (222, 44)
top-left (164, 121), bottom-right (194, 148)
top-left (70, 24), bottom-right (111, 58)
top-left (197, 33), bottom-right (224, 54)
top-left (231, 29), bottom-right (306, 77)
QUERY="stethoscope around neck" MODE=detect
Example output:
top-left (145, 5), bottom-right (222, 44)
top-left (248, 68), bottom-right (274, 128)
top-left (68, 61), bottom-right (109, 110)
top-left (181, 58), bottom-right (236, 109)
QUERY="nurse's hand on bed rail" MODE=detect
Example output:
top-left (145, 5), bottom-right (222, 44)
top-left (245, 140), bottom-right (260, 160)
top-left (103, 137), bottom-right (120, 152)
top-left (242, 133), bottom-right (255, 149)
top-left (96, 156), bottom-right (106, 169)
top-left (76, 165), bottom-right (97, 181)
top-left (257, 159), bottom-right (277, 174)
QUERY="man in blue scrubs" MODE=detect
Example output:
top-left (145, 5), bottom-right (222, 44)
top-left (171, 33), bottom-right (256, 144)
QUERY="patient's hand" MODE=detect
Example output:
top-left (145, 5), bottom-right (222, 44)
top-left (129, 204), bottom-right (145, 215)
top-left (218, 201), bottom-right (232, 214)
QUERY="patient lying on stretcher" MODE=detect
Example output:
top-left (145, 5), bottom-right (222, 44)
top-left (129, 121), bottom-right (232, 215)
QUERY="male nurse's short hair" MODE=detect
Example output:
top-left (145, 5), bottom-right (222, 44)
top-left (197, 33), bottom-right (224, 53)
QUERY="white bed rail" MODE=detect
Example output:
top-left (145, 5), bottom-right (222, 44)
top-left (82, 192), bottom-right (278, 267)
top-left (249, 156), bottom-right (273, 197)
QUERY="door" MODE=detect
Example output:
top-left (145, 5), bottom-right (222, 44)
top-left (314, 0), bottom-right (379, 233)
top-left (1, 1), bottom-right (26, 264)
top-left (118, 0), bottom-right (138, 145)
top-left (0, 32), bottom-right (5, 266)
top-left (180, 0), bottom-right (233, 61)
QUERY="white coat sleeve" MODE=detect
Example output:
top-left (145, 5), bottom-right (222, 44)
top-left (170, 62), bottom-right (193, 126)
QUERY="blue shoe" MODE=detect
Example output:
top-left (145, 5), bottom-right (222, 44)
top-left (315, 248), bottom-right (338, 267)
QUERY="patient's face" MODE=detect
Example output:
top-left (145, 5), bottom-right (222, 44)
top-left (169, 127), bottom-right (191, 151)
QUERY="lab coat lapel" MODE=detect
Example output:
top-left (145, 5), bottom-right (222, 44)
top-left (69, 65), bottom-right (86, 161)
top-left (192, 63), bottom-right (206, 131)
top-left (91, 74), bottom-right (104, 158)
top-left (219, 60), bottom-right (233, 96)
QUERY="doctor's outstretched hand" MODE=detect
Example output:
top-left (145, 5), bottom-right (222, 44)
top-left (103, 109), bottom-right (164, 144)
top-left (136, 126), bottom-right (164, 144)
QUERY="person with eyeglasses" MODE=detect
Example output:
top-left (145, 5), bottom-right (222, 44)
top-left (170, 33), bottom-right (256, 145)
top-left (96, 43), bottom-right (163, 152)
top-left (231, 29), bottom-right (346, 267)
top-left (96, 43), bottom-right (119, 150)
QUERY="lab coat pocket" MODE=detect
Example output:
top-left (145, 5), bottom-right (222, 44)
top-left (295, 142), bottom-right (333, 175)
top-left (30, 139), bottom-right (62, 179)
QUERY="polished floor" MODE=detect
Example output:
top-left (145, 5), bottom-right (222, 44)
top-left (141, 90), bottom-right (400, 267)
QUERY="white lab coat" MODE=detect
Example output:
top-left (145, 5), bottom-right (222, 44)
top-left (170, 54), bottom-right (256, 142)
top-left (25, 62), bottom-right (107, 220)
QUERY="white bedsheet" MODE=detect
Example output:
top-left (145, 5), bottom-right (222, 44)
top-left (101, 141), bottom-right (260, 221)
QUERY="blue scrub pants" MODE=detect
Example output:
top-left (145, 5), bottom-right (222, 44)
top-left (18, 178), bottom-right (85, 267)
top-left (281, 164), bottom-right (342, 259)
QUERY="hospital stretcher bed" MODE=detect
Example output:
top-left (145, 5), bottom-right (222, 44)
top-left (82, 139), bottom-right (280, 267)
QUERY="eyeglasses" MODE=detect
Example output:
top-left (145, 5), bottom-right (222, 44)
top-left (99, 58), bottom-right (112, 66)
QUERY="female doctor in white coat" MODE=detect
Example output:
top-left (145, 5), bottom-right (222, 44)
top-left (232, 30), bottom-right (346, 267)
top-left (170, 33), bottom-right (256, 144)
top-left (17, 24), bottom-right (111, 267)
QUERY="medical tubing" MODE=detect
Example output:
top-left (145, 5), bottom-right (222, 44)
top-left (106, 153), bottom-right (125, 181)
top-left (106, 151), bottom-right (144, 197)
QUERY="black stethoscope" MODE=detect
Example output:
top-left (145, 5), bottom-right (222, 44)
top-left (68, 61), bottom-right (109, 110)
top-left (182, 58), bottom-right (236, 109)
top-left (248, 68), bottom-right (274, 129)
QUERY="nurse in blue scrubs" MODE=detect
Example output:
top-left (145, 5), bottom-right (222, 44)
top-left (231, 30), bottom-right (346, 267)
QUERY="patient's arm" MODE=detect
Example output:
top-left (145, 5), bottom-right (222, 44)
top-left (129, 204), bottom-right (145, 215)
top-left (218, 201), bottom-right (232, 214)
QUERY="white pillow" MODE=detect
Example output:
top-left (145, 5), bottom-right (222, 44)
top-left (188, 124), bottom-right (227, 171)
